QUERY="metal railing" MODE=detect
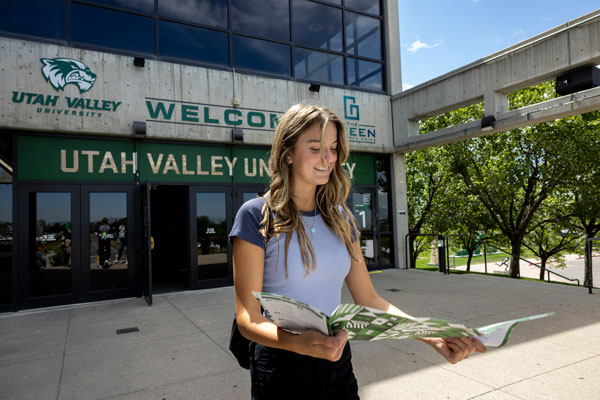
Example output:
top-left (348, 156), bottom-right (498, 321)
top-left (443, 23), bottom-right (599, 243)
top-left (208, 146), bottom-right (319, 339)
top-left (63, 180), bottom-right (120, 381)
top-left (406, 233), bottom-right (583, 287)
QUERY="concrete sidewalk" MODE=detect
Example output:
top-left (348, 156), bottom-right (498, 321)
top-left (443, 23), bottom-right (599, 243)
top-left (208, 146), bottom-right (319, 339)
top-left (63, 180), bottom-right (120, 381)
top-left (1, 269), bottom-right (599, 400)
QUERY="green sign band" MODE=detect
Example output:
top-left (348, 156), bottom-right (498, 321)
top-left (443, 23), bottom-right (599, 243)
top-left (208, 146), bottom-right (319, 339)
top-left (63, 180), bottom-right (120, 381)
top-left (18, 136), bottom-right (374, 185)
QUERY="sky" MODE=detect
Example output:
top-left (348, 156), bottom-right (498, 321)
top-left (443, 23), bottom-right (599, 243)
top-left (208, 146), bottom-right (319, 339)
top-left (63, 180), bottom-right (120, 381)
top-left (398, 0), bottom-right (600, 90)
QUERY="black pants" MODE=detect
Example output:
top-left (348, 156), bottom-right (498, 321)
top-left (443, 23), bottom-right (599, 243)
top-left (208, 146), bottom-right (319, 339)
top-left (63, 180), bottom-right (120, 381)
top-left (250, 342), bottom-right (359, 400)
top-left (99, 239), bottom-right (111, 265)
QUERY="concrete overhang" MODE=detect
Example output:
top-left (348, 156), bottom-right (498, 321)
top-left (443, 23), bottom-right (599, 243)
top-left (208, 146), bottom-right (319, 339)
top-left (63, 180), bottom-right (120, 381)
top-left (392, 9), bottom-right (600, 152)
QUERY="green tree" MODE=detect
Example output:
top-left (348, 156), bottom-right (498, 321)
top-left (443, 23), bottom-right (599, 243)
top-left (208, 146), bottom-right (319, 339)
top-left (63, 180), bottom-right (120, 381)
top-left (448, 81), bottom-right (578, 278)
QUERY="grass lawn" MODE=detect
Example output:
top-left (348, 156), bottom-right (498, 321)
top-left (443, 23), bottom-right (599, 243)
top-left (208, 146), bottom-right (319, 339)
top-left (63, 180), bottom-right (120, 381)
top-left (415, 252), bottom-right (512, 270)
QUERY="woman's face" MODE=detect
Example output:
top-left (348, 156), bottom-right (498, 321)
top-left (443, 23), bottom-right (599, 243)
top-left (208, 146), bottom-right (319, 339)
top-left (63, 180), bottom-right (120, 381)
top-left (288, 122), bottom-right (338, 190)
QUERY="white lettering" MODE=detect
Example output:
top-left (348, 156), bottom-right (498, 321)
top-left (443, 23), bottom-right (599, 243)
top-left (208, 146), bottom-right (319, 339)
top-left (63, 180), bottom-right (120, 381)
top-left (99, 152), bottom-right (118, 174)
top-left (224, 156), bottom-right (238, 176)
top-left (60, 149), bottom-right (79, 173)
top-left (182, 155), bottom-right (195, 175)
top-left (259, 158), bottom-right (271, 177)
top-left (121, 152), bottom-right (137, 174)
top-left (211, 155), bottom-right (224, 176)
top-left (163, 154), bottom-right (181, 174)
top-left (196, 155), bottom-right (209, 175)
top-left (81, 150), bottom-right (100, 173)
top-left (344, 162), bottom-right (356, 180)
top-left (147, 153), bottom-right (163, 174)
top-left (244, 158), bottom-right (257, 177)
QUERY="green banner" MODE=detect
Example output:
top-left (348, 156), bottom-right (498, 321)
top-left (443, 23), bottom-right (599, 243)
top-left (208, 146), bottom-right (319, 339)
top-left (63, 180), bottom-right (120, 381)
top-left (18, 136), bottom-right (374, 185)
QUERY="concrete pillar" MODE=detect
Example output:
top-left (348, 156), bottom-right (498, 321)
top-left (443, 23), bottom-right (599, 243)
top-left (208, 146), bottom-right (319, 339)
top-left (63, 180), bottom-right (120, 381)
top-left (483, 89), bottom-right (508, 115)
top-left (391, 152), bottom-right (409, 269)
top-left (384, 0), bottom-right (402, 95)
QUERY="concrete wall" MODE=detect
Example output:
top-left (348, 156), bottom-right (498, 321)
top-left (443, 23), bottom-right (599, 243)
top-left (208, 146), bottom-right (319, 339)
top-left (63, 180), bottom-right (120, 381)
top-left (1, 37), bottom-right (393, 153)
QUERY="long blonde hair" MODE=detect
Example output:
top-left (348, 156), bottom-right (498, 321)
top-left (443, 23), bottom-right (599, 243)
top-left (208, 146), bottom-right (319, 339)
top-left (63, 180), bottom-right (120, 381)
top-left (259, 103), bottom-right (360, 277)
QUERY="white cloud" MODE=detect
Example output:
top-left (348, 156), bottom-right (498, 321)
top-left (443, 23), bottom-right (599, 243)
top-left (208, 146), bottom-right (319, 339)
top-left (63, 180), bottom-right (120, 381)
top-left (407, 39), bottom-right (443, 53)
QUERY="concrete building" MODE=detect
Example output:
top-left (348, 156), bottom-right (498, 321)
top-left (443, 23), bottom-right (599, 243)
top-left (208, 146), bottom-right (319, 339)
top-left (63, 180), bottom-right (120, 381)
top-left (0, 0), bottom-right (404, 311)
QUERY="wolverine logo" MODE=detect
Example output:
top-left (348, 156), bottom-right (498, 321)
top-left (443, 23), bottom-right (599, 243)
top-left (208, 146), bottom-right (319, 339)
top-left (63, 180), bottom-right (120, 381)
top-left (40, 58), bottom-right (97, 93)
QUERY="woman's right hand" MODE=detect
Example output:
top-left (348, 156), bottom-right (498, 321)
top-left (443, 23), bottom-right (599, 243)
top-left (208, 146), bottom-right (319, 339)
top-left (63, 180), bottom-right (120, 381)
top-left (293, 328), bottom-right (349, 362)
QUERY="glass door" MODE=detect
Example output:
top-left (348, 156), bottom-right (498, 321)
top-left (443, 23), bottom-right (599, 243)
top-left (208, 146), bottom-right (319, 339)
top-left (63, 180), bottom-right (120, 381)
top-left (189, 186), bottom-right (232, 289)
top-left (82, 185), bottom-right (135, 302)
top-left (140, 182), bottom-right (152, 305)
top-left (349, 187), bottom-right (379, 270)
top-left (18, 185), bottom-right (80, 308)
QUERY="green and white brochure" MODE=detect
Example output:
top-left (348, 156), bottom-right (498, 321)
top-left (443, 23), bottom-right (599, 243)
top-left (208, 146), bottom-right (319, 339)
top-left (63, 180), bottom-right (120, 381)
top-left (252, 292), bottom-right (554, 347)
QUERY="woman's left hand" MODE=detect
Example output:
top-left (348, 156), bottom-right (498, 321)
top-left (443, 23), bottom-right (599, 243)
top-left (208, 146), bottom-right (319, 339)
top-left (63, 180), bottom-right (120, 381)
top-left (419, 337), bottom-right (487, 364)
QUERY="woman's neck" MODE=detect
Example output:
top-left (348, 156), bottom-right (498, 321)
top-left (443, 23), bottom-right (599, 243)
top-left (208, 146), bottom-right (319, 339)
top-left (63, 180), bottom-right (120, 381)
top-left (291, 186), bottom-right (316, 212)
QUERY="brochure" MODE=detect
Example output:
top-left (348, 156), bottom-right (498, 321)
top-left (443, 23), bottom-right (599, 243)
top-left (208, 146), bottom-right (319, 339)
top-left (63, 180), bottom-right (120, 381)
top-left (252, 291), bottom-right (554, 347)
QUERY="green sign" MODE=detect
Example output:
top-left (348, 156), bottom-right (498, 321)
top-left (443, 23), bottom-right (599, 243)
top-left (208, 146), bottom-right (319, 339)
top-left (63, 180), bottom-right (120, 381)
top-left (18, 136), bottom-right (375, 184)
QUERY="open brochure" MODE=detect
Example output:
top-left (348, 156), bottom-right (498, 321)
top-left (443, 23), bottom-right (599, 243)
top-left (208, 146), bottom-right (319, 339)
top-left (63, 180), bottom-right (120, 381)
top-left (253, 291), bottom-right (554, 347)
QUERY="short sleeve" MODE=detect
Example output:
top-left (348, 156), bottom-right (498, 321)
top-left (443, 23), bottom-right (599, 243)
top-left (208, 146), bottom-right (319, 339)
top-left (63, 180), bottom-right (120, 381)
top-left (229, 197), bottom-right (267, 250)
top-left (339, 205), bottom-right (360, 241)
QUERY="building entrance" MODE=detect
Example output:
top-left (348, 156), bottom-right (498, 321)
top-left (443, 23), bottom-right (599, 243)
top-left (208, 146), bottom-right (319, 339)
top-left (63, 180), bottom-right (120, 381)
top-left (149, 185), bottom-right (189, 293)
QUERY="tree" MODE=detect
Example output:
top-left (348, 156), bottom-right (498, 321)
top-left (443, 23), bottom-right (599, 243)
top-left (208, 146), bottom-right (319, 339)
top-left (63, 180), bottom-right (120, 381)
top-left (448, 81), bottom-right (579, 278)
top-left (522, 195), bottom-right (581, 280)
top-left (406, 147), bottom-right (448, 268)
top-left (562, 111), bottom-right (600, 286)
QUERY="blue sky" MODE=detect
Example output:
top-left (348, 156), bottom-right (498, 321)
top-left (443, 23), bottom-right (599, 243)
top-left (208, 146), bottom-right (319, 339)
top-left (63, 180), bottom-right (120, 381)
top-left (398, 0), bottom-right (599, 90)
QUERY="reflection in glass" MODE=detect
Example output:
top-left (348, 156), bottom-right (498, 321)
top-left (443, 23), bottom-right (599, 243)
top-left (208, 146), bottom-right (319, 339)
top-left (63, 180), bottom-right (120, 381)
top-left (243, 192), bottom-right (259, 203)
top-left (351, 192), bottom-right (374, 263)
top-left (89, 193), bottom-right (128, 291)
top-left (160, 21), bottom-right (228, 66)
top-left (0, 0), bottom-right (66, 40)
top-left (0, 185), bottom-right (12, 253)
top-left (379, 234), bottom-right (393, 266)
top-left (197, 193), bottom-right (227, 279)
top-left (292, 0), bottom-right (342, 52)
top-left (159, 0), bottom-right (227, 28)
top-left (87, 0), bottom-right (154, 13)
top-left (72, 4), bottom-right (155, 54)
top-left (348, 57), bottom-right (383, 91)
top-left (0, 256), bottom-right (10, 304)
top-left (376, 157), bottom-right (390, 231)
top-left (29, 193), bottom-right (71, 297)
top-left (231, 0), bottom-right (289, 41)
top-left (233, 36), bottom-right (291, 76)
top-left (294, 48), bottom-right (344, 85)
top-left (345, 11), bottom-right (381, 60)
top-left (345, 0), bottom-right (380, 15)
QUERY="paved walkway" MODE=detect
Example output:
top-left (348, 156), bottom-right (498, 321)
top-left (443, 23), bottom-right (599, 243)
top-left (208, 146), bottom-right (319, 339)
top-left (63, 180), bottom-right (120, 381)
top-left (1, 269), bottom-right (599, 399)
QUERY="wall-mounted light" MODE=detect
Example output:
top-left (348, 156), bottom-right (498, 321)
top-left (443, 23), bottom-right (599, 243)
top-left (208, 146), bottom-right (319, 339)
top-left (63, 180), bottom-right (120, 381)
top-left (309, 83), bottom-right (320, 92)
top-left (481, 115), bottom-right (496, 132)
top-left (133, 57), bottom-right (145, 67)
top-left (232, 128), bottom-right (244, 142)
top-left (133, 121), bottom-right (146, 136)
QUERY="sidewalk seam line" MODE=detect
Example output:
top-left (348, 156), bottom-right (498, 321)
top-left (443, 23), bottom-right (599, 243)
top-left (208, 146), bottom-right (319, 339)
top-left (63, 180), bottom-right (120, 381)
top-left (56, 314), bottom-right (71, 400)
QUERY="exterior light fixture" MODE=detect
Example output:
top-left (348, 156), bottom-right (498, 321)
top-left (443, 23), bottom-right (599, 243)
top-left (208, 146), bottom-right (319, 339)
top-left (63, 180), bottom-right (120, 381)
top-left (232, 128), bottom-right (244, 142)
top-left (132, 121), bottom-right (146, 136)
top-left (556, 66), bottom-right (600, 96)
top-left (309, 83), bottom-right (320, 92)
top-left (133, 57), bottom-right (145, 67)
top-left (481, 115), bottom-right (496, 132)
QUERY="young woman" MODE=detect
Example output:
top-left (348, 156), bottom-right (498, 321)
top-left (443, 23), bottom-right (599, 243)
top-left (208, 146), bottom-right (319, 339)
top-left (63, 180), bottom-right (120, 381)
top-left (229, 104), bottom-right (485, 399)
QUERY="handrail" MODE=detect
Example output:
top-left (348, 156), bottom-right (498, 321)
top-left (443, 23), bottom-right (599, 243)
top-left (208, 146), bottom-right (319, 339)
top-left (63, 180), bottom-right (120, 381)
top-left (471, 238), bottom-right (580, 286)
top-left (585, 238), bottom-right (600, 294)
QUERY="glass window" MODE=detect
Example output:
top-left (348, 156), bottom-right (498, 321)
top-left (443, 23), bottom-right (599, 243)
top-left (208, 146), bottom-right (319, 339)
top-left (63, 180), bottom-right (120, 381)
top-left (85, 0), bottom-right (154, 13)
top-left (345, 11), bottom-right (381, 60)
top-left (196, 193), bottom-right (228, 280)
top-left (0, 185), bottom-right (11, 253)
top-left (231, 0), bottom-right (289, 42)
top-left (160, 21), bottom-right (228, 66)
top-left (348, 57), bottom-right (383, 91)
top-left (345, 0), bottom-right (380, 15)
top-left (71, 4), bottom-right (155, 55)
top-left (159, 0), bottom-right (227, 29)
top-left (89, 193), bottom-right (128, 291)
top-left (294, 48), bottom-right (344, 85)
top-left (29, 192), bottom-right (71, 297)
top-left (233, 36), bottom-right (291, 76)
top-left (292, 0), bottom-right (342, 52)
top-left (0, 0), bottom-right (66, 40)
